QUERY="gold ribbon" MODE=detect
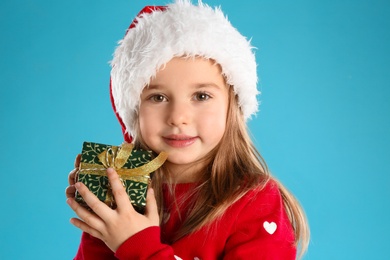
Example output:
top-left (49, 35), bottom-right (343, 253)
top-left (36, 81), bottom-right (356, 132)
top-left (79, 143), bottom-right (168, 183)
top-left (78, 143), bottom-right (167, 208)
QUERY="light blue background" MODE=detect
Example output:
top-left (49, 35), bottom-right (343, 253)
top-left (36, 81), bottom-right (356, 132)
top-left (1, 0), bottom-right (389, 259)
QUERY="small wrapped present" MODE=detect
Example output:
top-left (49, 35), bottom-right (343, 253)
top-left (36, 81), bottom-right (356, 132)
top-left (75, 141), bottom-right (167, 213)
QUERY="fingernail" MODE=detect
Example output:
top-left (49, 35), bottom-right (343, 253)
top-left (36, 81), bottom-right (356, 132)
top-left (74, 182), bottom-right (81, 189)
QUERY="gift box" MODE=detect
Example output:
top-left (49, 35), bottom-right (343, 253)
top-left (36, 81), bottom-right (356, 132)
top-left (75, 141), bottom-right (167, 213)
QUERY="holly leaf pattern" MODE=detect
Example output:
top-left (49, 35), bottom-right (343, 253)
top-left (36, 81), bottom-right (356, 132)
top-left (75, 141), bottom-right (155, 213)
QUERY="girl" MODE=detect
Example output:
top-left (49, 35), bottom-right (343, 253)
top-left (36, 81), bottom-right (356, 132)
top-left (66, 1), bottom-right (310, 259)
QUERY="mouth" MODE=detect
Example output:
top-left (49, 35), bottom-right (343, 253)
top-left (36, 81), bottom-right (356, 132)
top-left (162, 134), bottom-right (198, 148)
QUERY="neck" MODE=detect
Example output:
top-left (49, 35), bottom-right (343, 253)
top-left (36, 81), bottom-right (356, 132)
top-left (164, 161), bottom-right (204, 183)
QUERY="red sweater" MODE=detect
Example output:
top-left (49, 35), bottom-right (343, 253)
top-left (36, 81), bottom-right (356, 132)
top-left (74, 180), bottom-right (296, 259)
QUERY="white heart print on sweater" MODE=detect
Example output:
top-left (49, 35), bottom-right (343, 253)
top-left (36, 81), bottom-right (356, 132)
top-left (263, 221), bottom-right (277, 234)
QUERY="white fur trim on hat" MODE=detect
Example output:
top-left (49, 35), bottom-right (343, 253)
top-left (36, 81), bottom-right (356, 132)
top-left (111, 0), bottom-right (259, 140)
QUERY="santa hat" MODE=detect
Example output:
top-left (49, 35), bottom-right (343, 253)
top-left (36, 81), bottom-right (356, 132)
top-left (110, 0), bottom-right (259, 143)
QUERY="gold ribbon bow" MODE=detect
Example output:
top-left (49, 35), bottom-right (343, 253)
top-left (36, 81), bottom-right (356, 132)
top-left (78, 143), bottom-right (168, 208)
top-left (79, 143), bottom-right (168, 183)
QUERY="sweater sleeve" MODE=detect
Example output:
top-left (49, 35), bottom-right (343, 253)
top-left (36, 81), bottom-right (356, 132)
top-left (74, 232), bottom-right (116, 260)
top-left (75, 228), bottom-right (176, 260)
top-left (223, 181), bottom-right (297, 260)
top-left (114, 226), bottom-right (176, 259)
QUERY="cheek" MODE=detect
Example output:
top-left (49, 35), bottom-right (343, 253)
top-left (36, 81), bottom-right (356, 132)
top-left (138, 119), bottom-right (149, 138)
top-left (199, 106), bottom-right (227, 143)
top-left (138, 107), bottom-right (157, 140)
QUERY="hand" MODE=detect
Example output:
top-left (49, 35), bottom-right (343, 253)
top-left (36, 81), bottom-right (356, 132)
top-left (65, 154), bottom-right (81, 198)
top-left (66, 168), bottom-right (160, 252)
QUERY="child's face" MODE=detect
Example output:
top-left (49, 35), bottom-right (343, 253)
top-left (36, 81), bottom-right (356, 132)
top-left (139, 57), bottom-right (229, 176)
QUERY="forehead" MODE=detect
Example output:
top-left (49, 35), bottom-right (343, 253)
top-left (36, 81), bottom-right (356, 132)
top-left (148, 57), bottom-right (225, 85)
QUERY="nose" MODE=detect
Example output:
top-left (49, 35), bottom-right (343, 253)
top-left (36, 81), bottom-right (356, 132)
top-left (167, 101), bottom-right (191, 126)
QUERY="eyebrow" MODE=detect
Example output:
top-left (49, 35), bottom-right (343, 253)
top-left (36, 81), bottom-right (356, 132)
top-left (147, 83), bottom-right (224, 90)
top-left (194, 83), bottom-right (224, 90)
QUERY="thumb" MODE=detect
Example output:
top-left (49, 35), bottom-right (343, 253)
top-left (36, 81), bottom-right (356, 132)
top-left (145, 187), bottom-right (159, 225)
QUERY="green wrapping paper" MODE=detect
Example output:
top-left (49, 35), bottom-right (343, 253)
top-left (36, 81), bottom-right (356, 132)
top-left (74, 141), bottom-right (167, 213)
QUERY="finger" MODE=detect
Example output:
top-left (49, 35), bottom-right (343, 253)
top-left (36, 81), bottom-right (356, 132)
top-left (68, 168), bottom-right (78, 186)
top-left (69, 217), bottom-right (103, 240)
top-left (106, 168), bottom-right (133, 211)
top-left (144, 188), bottom-right (159, 225)
top-left (65, 184), bottom-right (76, 198)
top-left (67, 197), bottom-right (105, 232)
top-left (74, 182), bottom-right (113, 220)
top-left (74, 154), bottom-right (81, 168)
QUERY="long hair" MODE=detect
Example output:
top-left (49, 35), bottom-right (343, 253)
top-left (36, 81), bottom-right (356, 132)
top-left (134, 85), bottom-right (309, 258)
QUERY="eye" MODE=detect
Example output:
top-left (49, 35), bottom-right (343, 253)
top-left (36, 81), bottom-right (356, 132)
top-left (149, 94), bottom-right (167, 102)
top-left (194, 92), bottom-right (211, 101)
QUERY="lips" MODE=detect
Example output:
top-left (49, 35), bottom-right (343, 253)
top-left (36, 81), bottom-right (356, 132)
top-left (162, 134), bottom-right (198, 148)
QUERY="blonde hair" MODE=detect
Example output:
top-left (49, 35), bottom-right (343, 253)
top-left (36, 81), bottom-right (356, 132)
top-left (135, 85), bottom-right (309, 258)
